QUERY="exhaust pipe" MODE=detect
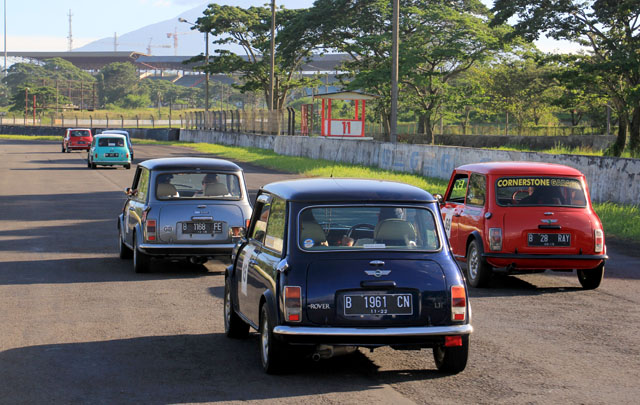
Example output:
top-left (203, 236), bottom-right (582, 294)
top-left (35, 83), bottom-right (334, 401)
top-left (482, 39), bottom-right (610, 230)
top-left (312, 345), bottom-right (357, 361)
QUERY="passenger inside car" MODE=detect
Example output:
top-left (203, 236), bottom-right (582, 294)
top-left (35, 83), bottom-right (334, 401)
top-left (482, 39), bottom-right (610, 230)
top-left (156, 174), bottom-right (179, 198)
top-left (201, 173), bottom-right (229, 196)
top-left (299, 209), bottom-right (328, 247)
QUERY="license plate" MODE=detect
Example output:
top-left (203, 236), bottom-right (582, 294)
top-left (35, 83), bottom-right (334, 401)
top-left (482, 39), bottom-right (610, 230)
top-left (182, 221), bottom-right (223, 234)
top-left (528, 233), bottom-right (571, 247)
top-left (344, 293), bottom-right (412, 316)
top-left (105, 153), bottom-right (119, 157)
top-left (78, 141), bottom-right (86, 144)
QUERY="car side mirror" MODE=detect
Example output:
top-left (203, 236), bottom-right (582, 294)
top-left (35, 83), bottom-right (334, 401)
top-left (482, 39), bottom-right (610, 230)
top-left (434, 194), bottom-right (444, 204)
top-left (125, 187), bottom-right (135, 196)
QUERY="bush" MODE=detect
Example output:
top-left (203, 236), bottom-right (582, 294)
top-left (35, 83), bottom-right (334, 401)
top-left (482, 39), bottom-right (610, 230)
top-left (117, 94), bottom-right (151, 109)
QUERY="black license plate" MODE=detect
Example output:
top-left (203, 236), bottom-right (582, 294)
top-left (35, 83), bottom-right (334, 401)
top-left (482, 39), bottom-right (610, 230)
top-left (182, 221), bottom-right (223, 234)
top-left (528, 233), bottom-right (571, 247)
top-left (344, 293), bottom-right (412, 316)
top-left (105, 153), bottom-right (119, 157)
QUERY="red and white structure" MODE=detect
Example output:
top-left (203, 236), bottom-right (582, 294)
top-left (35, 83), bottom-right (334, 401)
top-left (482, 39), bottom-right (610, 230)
top-left (314, 91), bottom-right (377, 138)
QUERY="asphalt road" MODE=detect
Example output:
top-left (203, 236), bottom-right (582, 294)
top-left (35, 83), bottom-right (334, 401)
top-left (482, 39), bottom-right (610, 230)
top-left (1, 139), bottom-right (639, 404)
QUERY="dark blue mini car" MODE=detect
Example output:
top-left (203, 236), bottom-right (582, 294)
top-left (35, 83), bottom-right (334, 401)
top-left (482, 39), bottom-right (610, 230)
top-left (224, 178), bottom-right (472, 374)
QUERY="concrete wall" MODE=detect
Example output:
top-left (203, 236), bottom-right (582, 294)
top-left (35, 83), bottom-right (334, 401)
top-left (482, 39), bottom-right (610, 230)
top-left (0, 125), bottom-right (179, 141)
top-left (181, 130), bottom-right (640, 205)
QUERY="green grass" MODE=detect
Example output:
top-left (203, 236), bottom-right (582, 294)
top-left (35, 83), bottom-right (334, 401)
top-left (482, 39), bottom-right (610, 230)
top-left (3, 134), bottom-right (639, 244)
top-left (496, 143), bottom-right (634, 158)
top-left (0, 134), bottom-right (61, 141)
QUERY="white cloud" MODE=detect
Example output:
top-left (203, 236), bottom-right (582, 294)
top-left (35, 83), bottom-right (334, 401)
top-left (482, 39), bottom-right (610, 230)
top-left (3, 36), bottom-right (98, 52)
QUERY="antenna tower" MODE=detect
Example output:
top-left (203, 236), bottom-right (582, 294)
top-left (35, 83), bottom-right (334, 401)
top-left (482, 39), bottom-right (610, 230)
top-left (114, 32), bottom-right (118, 52)
top-left (67, 9), bottom-right (73, 51)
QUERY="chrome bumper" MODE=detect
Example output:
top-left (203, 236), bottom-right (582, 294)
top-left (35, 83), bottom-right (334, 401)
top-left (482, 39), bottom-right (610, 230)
top-left (273, 324), bottom-right (472, 337)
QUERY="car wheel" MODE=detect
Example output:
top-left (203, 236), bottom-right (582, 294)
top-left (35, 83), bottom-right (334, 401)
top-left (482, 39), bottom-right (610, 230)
top-left (125, 164), bottom-right (131, 170)
top-left (91, 162), bottom-right (96, 169)
top-left (61, 145), bottom-right (65, 153)
top-left (118, 225), bottom-right (133, 260)
top-left (224, 278), bottom-right (250, 338)
top-left (87, 159), bottom-right (91, 168)
top-left (133, 235), bottom-right (150, 273)
top-left (465, 239), bottom-right (492, 288)
top-left (259, 305), bottom-right (287, 374)
top-left (577, 263), bottom-right (604, 290)
top-left (433, 335), bottom-right (469, 374)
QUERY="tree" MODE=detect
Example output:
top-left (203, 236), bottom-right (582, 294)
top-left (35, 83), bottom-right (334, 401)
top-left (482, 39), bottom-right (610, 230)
top-left (9, 85), bottom-right (65, 113)
top-left (97, 62), bottom-right (139, 106)
top-left (190, 4), bottom-right (320, 110)
top-left (491, 0), bottom-right (640, 155)
top-left (2, 58), bottom-right (95, 94)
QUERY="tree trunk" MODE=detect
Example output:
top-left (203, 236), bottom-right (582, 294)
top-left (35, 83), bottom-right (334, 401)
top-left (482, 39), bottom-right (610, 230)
top-left (606, 114), bottom-right (627, 157)
top-left (418, 115), bottom-right (427, 135)
top-left (629, 105), bottom-right (640, 157)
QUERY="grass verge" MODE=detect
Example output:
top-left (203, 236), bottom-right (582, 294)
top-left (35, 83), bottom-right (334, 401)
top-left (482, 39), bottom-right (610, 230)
top-left (3, 134), bottom-right (638, 244)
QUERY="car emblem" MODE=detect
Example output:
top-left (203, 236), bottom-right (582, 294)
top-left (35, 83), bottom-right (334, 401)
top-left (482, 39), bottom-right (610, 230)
top-left (540, 219), bottom-right (558, 224)
top-left (365, 270), bottom-right (391, 278)
top-left (163, 226), bottom-right (173, 232)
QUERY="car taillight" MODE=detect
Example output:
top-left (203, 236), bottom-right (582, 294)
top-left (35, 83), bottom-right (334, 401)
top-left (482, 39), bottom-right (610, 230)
top-left (444, 335), bottom-right (463, 347)
top-left (95, 153), bottom-right (98, 158)
top-left (284, 286), bottom-right (301, 322)
top-left (142, 208), bottom-right (156, 241)
top-left (451, 285), bottom-right (466, 322)
top-left (488, 227), bottom-right (502, 251)
top-left (594, 229), bottom-right (604, 253)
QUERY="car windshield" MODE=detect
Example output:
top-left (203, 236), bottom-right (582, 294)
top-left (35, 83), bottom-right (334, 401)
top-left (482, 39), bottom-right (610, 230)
top-left (298, 206), bottom-right (440, 251)
top-left (496, 177), bottom-right (587, 207)
top-left (98, 137), bottom-right (124, 147)
top-left (70, 130), bottom-right (89, 137)
top-left (155, 172), bottom-right (242, 200)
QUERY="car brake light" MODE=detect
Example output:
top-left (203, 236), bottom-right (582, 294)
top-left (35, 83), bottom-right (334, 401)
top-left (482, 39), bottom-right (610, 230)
top-left (284, 286), bottom-right (302, 322)
top-left (489, 227), bottom-right (502, 251)
top-left (451, 285), bottom-right (466, 322)
top-left (145, 220), bottom-right (156, 241)
top-left (445, 335), bottom-right (462, 347)
top-left (95, 153), bottom-right (98, 158)
top-left (594, 229), bottom-right (604, 253)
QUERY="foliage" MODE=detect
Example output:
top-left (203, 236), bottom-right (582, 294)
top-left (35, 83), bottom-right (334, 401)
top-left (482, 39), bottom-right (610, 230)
top-left (189, 4), bottom-right (321, 109)
top-left (491, 0), bottom-right (640, 156)
top-left (9, 85), bottom-right (67, 112)
top-left (97, 62), bottom-right (139, 106)
top-left (2, 58), bottom-right (95, 94)
top-left (117, 93), bottom-right (151, 109)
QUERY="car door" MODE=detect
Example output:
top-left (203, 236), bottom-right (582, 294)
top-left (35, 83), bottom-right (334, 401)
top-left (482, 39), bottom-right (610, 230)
top-left (125, 168), bottom-right (150, 245)
top-left (458, 172), bottom-right (487, 252)
top-left (441, 173), bottom-right (469, 258)
top-left (236, 194), bottom-right (270, 323)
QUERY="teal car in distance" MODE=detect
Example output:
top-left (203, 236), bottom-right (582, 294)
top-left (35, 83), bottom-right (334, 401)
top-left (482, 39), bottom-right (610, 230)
top-left (88, 134), bottom-right (132, 170)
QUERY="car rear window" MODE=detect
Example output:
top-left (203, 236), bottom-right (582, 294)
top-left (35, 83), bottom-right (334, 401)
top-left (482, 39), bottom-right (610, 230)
top-left (70, 130), bottom-right (90, 137)
top-left (496, 177), bottom-right (587, 207)
top-left (97, 137), bottom-right (124, 147)
top-left (299, 206), bottom-right (440, 251)
top-left (155, 172), bottom-right (242, 200)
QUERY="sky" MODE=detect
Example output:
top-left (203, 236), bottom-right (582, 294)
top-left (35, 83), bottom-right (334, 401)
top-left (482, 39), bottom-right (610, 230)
top-left (0, 0), bottom-right (580, 54)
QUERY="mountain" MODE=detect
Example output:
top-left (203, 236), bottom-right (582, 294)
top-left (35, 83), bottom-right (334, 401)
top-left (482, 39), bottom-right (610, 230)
top-left (75, 1), bottom-right (313, 57)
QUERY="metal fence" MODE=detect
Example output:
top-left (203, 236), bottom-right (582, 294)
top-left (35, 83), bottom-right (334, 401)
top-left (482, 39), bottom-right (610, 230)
top-left (183, 109), bottom-right (297, 135)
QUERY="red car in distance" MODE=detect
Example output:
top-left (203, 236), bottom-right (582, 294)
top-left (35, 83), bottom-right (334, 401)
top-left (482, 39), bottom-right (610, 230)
top-left (438, 162), bottom-right (607, 289)
top-left (62, 128), bottom-right (92, 152)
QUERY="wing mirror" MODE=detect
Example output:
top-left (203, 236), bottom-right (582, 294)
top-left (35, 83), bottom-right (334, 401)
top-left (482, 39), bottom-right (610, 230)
top-left (434, 194), bottom-right (444, 204)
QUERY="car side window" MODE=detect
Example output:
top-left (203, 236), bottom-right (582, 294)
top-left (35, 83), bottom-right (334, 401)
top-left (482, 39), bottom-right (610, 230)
top-left (446, 175), bottom-right (468, 203)
top-left (250, 199), bottom-right (271, 244)
top-left (264, 197), bottom-right (285, 254)
top-left (466, 173), bottom-right (486, 206)
top-left (134, 169), bottom-right (150, 202)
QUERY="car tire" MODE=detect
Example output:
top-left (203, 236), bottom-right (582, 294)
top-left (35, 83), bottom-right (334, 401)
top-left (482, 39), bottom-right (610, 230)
top-left (91, 162), bottom-right (96, 169)
top-left (61, 145), bottom-right (65, 153)
top-left (465, 239), bottom-right (492, 288)
top-left (125, 164), bottom-right (131, 170)
top-left (577, 263), bottom-right (604, 290)
top-left (224, 278), bottom-right (249, 338)
top-left (87, 159), bottom-right (91, 168)
top-left (259, 304), bottom-right (287, 374)
top-left (118, 225), bottom-right (133, 260)
top-left (133, 235), bottom-right (150, 273)
top-left (433, 335), bottom-right (469, 374)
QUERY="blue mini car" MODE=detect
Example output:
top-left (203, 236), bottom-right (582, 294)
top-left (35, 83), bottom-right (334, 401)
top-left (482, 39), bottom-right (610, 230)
top-left (87, 134), bottom-right (131, 170)
top-left (225, 178), bottom-right (472, 374)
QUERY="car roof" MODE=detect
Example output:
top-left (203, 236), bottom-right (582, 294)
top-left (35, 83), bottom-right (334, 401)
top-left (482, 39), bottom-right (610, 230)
top-left (66, 128), bottom-right (91, 131)
top-left (101, 130), bottom-right (129, 134)
top-left (94, 134), bottom-right (127, 139)
top-left (263, 178), bottom-right (435, 203)
top-left (455, 161), bottom-right (584, 177)
top-left (139, 157), bottom-right (242, 172)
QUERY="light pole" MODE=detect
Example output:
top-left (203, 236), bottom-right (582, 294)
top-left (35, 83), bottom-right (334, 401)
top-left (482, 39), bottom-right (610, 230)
top-left (390, 0), bottom-right (399, 143)
top-left (179, 17), bottom-right (209, 112)
top-left (269, 0), bottom-right (275, 111)
top-left (4, 0), bottom-right (7, 77)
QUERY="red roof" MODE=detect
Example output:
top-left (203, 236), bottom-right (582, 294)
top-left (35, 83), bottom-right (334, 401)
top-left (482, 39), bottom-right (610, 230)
top-left (455, 161), bottom-right (584, 177)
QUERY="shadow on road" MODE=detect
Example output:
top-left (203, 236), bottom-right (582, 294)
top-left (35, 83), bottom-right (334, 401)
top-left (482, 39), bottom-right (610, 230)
top-left (0, 332), bottom-right (438, 403)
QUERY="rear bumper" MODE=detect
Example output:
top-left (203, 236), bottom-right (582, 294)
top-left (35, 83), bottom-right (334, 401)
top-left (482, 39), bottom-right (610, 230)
top-left (139, 242), bottom-right (234, 257)
top-left (483, 253), bottom-right (607, 270)
top-left (67, 145), bottom-right (90, 150)
top-left (93, 160), bottom-right (130, 165)
top-left (273, 324), bottom-right (472, 346)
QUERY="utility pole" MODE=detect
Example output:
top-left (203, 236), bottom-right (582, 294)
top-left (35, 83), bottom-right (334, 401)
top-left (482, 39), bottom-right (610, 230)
top-left (3, 0), bottom-right (7, 77)
top-left (390, 0), bottom-right (399, 143)
top-left (113, 32), bottom-right (118, 52)
top-left (67, 9), bottom-right (73, 52)
top-left (269, 0), bottom-right (276, 111)
top-left (205, 31), bottom-right (209, 112)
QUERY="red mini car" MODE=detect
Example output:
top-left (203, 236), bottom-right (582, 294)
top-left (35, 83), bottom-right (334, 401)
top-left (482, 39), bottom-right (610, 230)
top-left (61, 128), bottom-right (92, 152)
top-left (438, 162), bottom-right (607, 289)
